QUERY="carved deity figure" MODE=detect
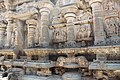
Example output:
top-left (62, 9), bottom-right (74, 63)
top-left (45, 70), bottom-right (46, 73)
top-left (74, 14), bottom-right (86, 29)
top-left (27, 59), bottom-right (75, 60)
top-left (10, 21), bottom-right (19, 48)
top-left (104, 0), bottom-right (118, 11)
top-left (53, 29), bottom-right (67, 42)
top-left (105, 17), bottom-right (120, 38)
top-left (76, 11), bottom-right (92, 41)
top-left (76, 25), bottom-right (91, 40)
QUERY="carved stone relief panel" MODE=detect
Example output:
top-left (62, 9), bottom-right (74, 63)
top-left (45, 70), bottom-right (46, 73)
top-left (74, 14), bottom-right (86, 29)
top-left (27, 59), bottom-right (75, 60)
top-left (76, 10), bottom-right (92, 41)
top-left (103, 0), bottom-right (120, 45)
top-left (105, 17), bottom-right (120, 38)
top-left (53, 28), bottom-right (67, 43)
top-left (103, 0), bottom-right (119, 12)
top-left (76, 24), bottom-right (92, 41)
top-left (103, 0), bottom-right (119, 20)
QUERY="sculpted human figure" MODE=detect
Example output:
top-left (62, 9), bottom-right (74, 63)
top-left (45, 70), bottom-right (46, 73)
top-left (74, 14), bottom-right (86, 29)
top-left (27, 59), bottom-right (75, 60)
top-left (53, 30), bottom-right (67, 42)
top-left (77, 26), bottom-right (86, 39)
top-left (104, 0), bottom-right (115, 11)
top-left (76, 10), bottom-right (92, 40)
top-left (105, 17), bottom-right (120, 37)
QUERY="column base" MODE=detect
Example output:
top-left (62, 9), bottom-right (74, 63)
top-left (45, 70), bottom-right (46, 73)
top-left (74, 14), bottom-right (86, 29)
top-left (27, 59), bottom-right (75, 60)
top-left (39, 42), bottom-right (49, 48)
top-left (4, 44), bottom-right (11, 49)
top-left (65, 41), bottom-right (76, 48)
top-left (28, 44), bottom-right (35, 48)
top-left (0, 45), bottom-right (3, 49)
top-left (94, 40), bottom-right (106, 46)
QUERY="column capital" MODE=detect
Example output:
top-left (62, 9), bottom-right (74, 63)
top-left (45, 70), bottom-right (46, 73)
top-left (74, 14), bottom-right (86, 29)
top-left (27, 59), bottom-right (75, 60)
top-left (61, 6), bottom-right (78, 15)
top-left (0, 22), bottom-right (6, 29)
top-left (6, 19), bottom-right (14, 25)
top-left (89, 0), bottom-right (102, 6)
top-left (64, 12), bottom-right (76, 23)
top-left (37, 1), bottom-right (54, 12)
top-left (64, 12), bottom-right (76, 19)
top-left (26, 19), bottom-right (37, 27)
top-left (2, 11), bottom-right (14, 19)
top-left (39, 8), bottom-right (50, 14)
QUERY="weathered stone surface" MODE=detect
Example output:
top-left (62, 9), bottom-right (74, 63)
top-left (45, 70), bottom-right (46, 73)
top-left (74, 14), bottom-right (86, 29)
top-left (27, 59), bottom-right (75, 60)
top-left (0, 0), bottom-right (119, 79)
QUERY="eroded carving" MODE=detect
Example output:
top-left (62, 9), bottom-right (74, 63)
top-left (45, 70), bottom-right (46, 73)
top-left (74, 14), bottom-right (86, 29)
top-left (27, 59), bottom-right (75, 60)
top-left (105, 17), bottom-right (120, 38)
top-left (53, 29), bottom-right (67, 43)
top-left (103, 0), bottom-right (119, 11)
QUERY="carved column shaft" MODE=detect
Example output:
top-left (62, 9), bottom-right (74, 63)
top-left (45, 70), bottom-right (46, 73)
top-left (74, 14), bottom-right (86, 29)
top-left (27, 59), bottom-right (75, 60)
top-left (28, 27), bottom-right (36, 47)
top-left (0, 23), bottom-right (6, 48)
top-left (64, 12), bottom-right (76, 47)
top-left (26, 19), bottom-right (37, 48)
top-left (10, 21), bottom-right (18, 47)
top-left (5, 18), bottom-right (13, 47)
top-left (14, 27), bottom-right (19, 46)
top-left (39, 8), bottom-right (50, 47)
top-left (90, 0), bottom-right (106, 45)
top-left (65, 13), bottom-right (76, 41)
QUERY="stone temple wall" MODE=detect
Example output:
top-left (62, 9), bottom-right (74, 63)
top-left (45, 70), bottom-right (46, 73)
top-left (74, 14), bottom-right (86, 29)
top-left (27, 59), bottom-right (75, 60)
top-left (0, 0), bottom-right (119, 49)
top-left (0, 1), bottom-right (119, 79)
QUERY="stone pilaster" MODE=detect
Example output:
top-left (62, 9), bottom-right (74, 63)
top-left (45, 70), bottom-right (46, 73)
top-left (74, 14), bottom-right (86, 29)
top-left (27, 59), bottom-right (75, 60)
top-left (0, 22), bottom-right (6, 49)
top-left (5, 18), bottom-right (13, 48)
top-left (39, 8), bottom-right (50, 48)
top-left (62, 6), bottom-right (77, 47)
top-left (26, 19), bottom-right (37, 48)
top-left (16, 20), bottom-right (25, 49)
top-left (90, 0), bottom-right (106, 45)
top-left (10, 21), bottom-right (18, 48)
